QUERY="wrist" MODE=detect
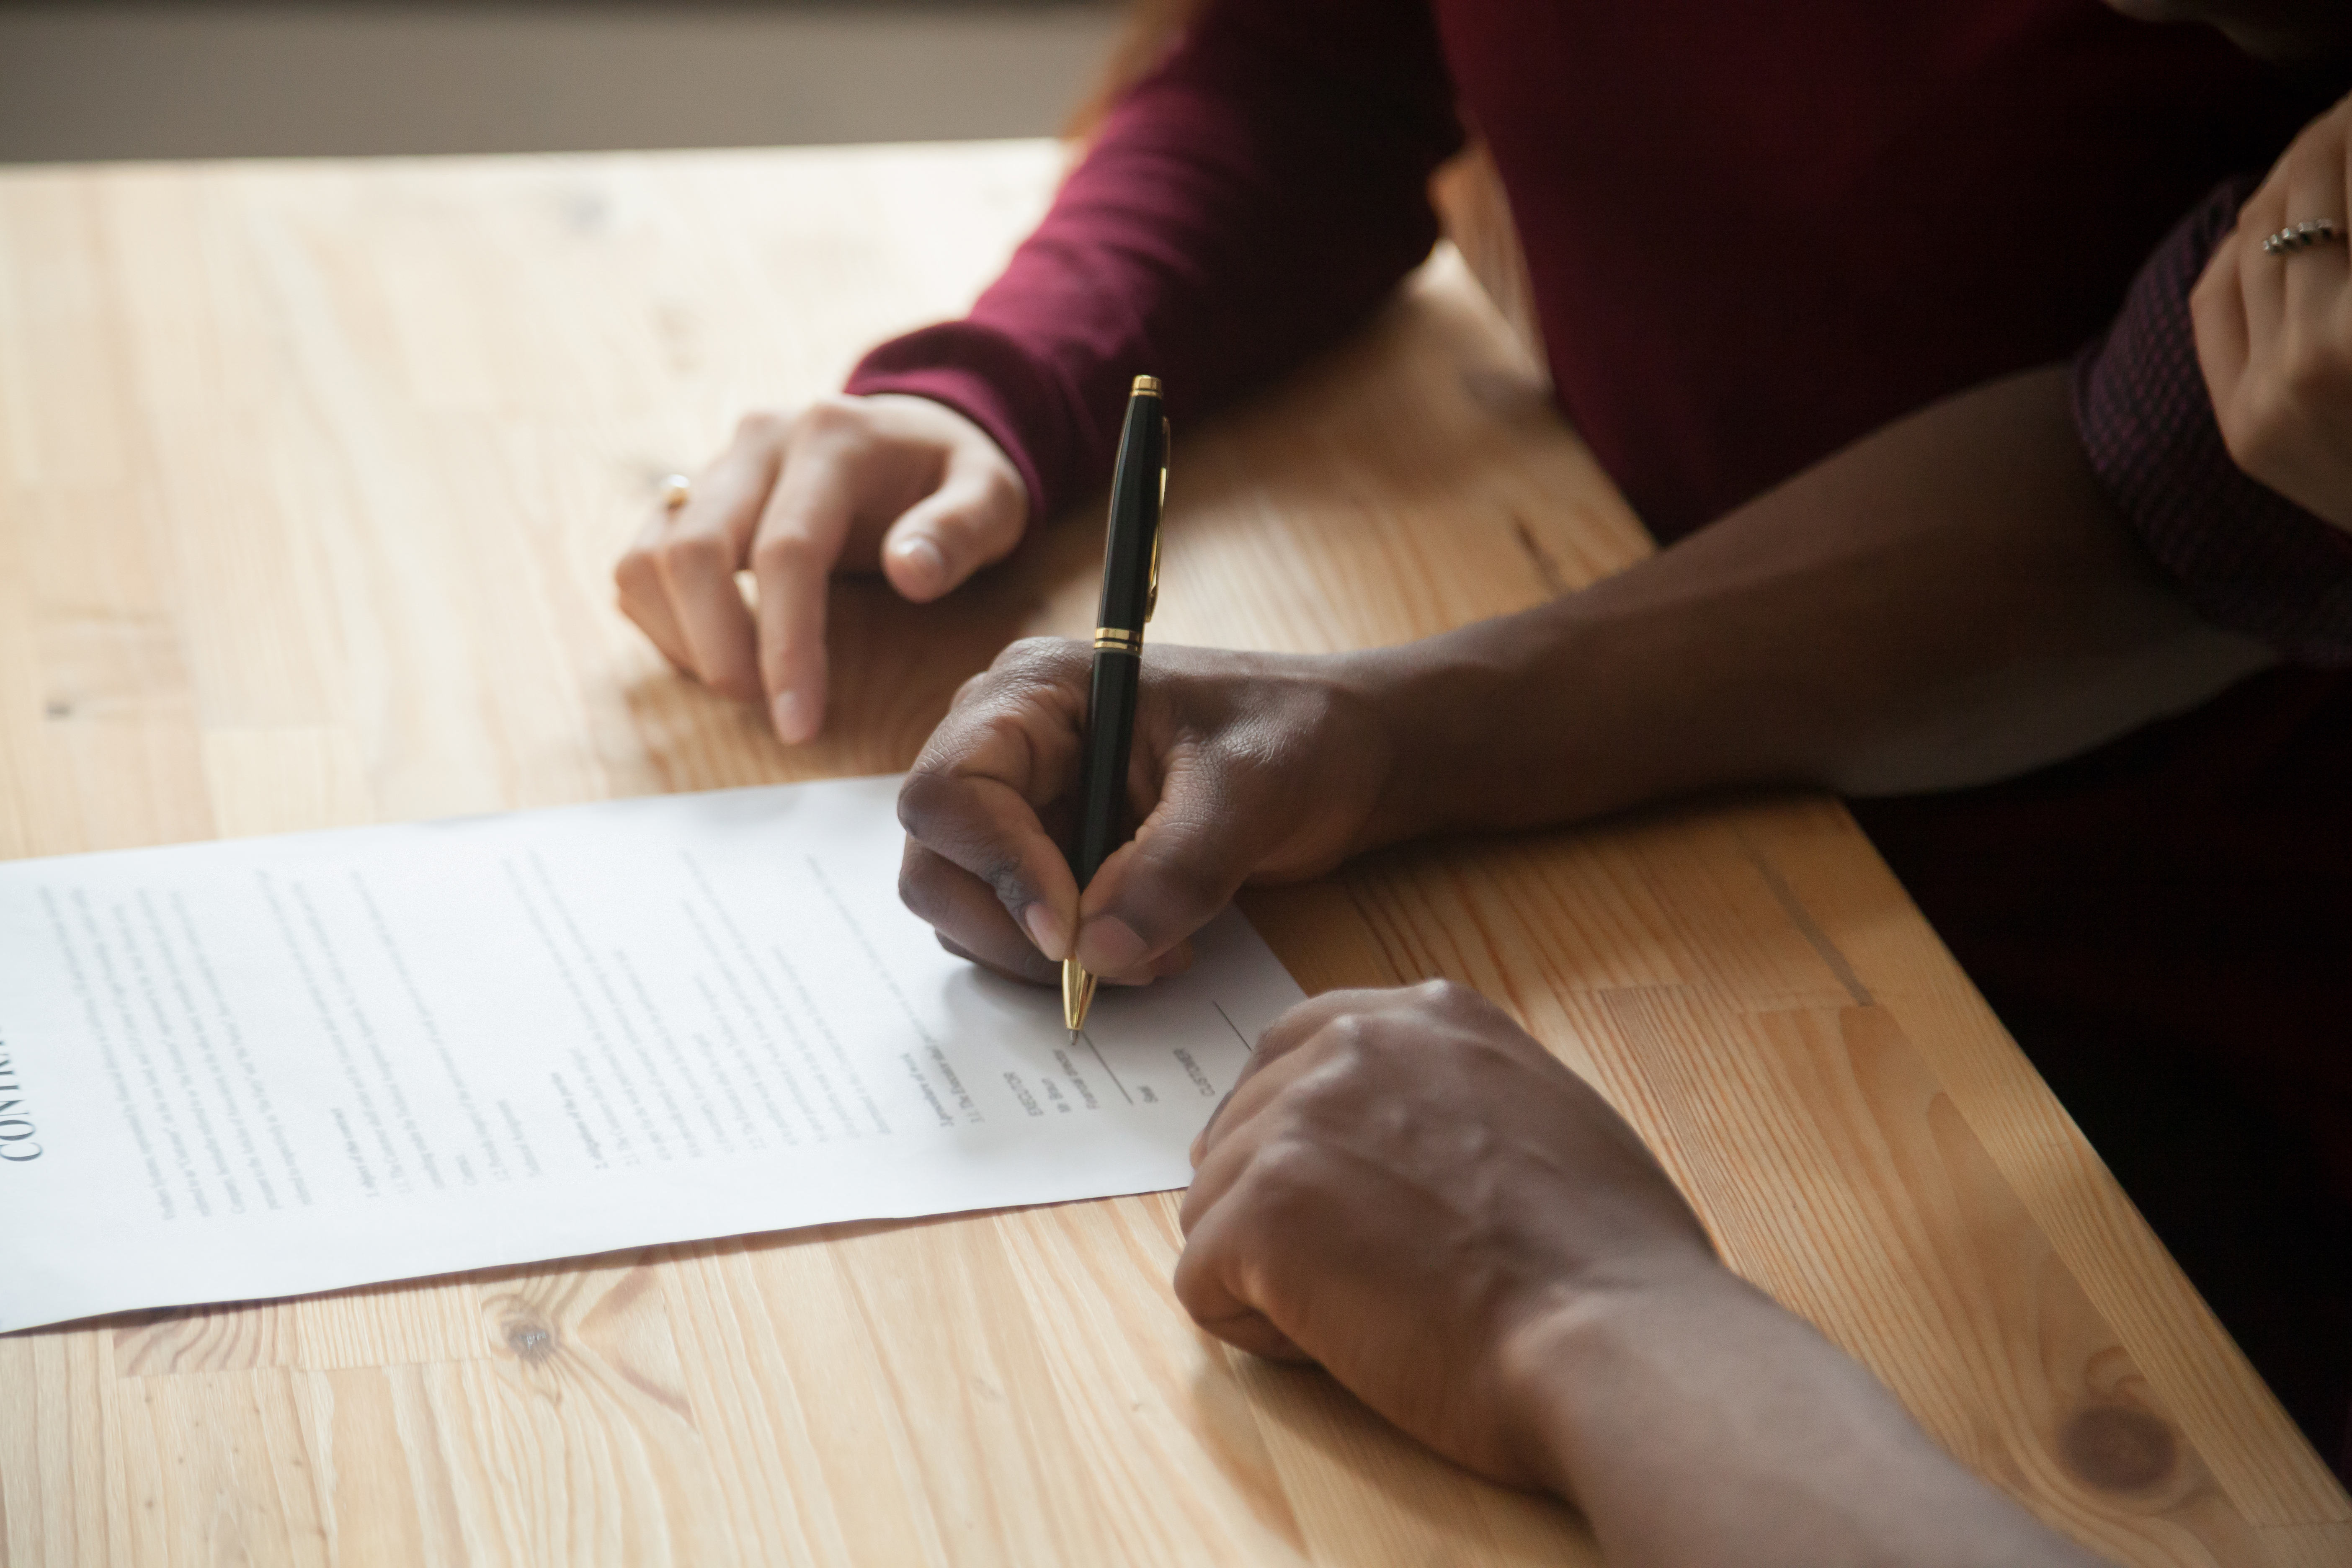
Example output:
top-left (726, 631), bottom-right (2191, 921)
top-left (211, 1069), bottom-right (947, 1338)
top-left (1492, 1258), bottom-right (2092, 1568)
top-left (1325, 642), bottom-right (1492, 851)
top-left (1488, 1251), bottom-right (1754, 1499)
top-left (1336, 605), bottom-right (1631, 848)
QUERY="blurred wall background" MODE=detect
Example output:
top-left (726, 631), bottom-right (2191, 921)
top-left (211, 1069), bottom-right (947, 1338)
top-left (0, 1), bottom-right (1129, 162)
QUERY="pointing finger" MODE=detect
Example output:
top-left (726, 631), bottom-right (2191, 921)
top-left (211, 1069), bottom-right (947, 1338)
top-left (750, 443), bottom-right (861, 745)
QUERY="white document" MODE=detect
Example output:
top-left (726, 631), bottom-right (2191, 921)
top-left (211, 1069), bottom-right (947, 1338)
top-left (0, 776), bottom-right (1305, 1333)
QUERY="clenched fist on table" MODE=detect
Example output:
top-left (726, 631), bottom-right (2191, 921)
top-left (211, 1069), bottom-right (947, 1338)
top-left (1174, 982), bottom-right (2104, 1566)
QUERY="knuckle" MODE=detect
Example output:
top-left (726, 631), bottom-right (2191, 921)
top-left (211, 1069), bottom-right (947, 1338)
top-left (970, 851), bottom-right (1032, 909)
top-left (2288, 340), bottom-right (2352, 403)
top-left (906, 708), bottom-right (1000, 784)
top-left (1168, 1243), bottom-right (1225, 1313)
top-left (2282, 340), bottom-right (2331, 400)
top-left (1238, 1139), bottom-right (1333, 1227)
top-left (1137, 837), bottom-right (1228, 916)
top-left (749, 530), bottom-right (826, 580)
top-left (1317, 1008), bottom-right (1377, 1064)
top-left (660, 529), bottom-right (733, 578)
top-left (1418, 979), bottom-right (1525, 1050)
top-left (974, 465), bottom-right (1027, 524)
top-left (2188, 259), bottom-right (2231, 318)
top-left (896, 850), bottom-right (950, 923)
top-left (1417, 977), bottom-right (1483, 1017)
top-left (792, 395), bottom-right (867, 442)
top-left (992, 634), bottom-right (1084, 681)
top-left (895, 767), bottom-right (958, 833)
top-left (897, 776), bottom-right (1032, 900)
top-left (979, 861), bottom-right (1034, 912)
top-left (613, 547), bottom-right (657, 597)
top-left (734, 407), bottom-right (789, 446)
top-left (946, 666), bottom-right (1000, 712)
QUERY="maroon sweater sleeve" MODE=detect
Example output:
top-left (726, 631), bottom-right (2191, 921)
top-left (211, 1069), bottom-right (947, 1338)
top-left (844, 0), bottom-right (1464, 522)
top-left (2072, 176), bottom-right (2352, 666)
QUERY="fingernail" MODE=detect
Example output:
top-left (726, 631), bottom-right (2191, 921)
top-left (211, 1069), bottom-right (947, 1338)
top-left (1020, 902), bottom-right (1068, 961)
top-left (771, 690), bottom-right (816, 745)
top-left (1077, 916), bottom-right (1148, 978)
top-left (890, 534), bottom-right (948, 598)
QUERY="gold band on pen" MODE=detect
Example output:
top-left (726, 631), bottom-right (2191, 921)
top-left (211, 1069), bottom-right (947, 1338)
top-left (1131, 374), bottom-right (1161, 395)
top-left (1094, 626), bottom-right (1143, 654)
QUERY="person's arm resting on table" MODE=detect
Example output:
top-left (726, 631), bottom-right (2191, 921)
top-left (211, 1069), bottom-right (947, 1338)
top-left (1173, 980), bottom-right (2109, 1568)
top-left (615, 0), bottom-right (1460, 742)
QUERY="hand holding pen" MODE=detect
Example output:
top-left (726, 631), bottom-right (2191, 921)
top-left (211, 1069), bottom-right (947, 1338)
top-left (896, 374), bottom-right (1403, 1010)
top-left (895, 373), bottom-right (1404, 1007)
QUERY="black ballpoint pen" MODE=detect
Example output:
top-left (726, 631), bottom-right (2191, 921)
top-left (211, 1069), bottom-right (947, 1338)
top-left (1064, 374), bottom-right (1168, 1033)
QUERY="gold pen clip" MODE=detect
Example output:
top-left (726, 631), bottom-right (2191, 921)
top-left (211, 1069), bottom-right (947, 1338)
top-left (1146, 418), bottom-right (1168, 623)
top-left (1145, 528), bottom-right (1162, 624)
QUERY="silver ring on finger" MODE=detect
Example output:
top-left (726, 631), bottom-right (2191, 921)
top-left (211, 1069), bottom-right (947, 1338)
top-left (2262, 218), bottom-right (2343, 257)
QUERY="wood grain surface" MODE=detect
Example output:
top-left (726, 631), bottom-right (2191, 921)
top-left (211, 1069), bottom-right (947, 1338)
top-left (0, 139), bottom-right (2343, 1566)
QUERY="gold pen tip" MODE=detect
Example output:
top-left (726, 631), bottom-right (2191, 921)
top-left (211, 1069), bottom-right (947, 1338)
top-left (1061, 959), bottom-right (1098, 1032)
top-left (1131, 374), bottom-right (1161, 396)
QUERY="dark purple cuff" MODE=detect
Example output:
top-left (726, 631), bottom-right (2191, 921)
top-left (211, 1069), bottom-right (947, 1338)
top-left (2072, 175), bottom-right (2352, 666)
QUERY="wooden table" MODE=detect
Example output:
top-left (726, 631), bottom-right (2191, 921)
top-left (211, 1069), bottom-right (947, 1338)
top-left (0, 140), bottom-right (2342, 1568)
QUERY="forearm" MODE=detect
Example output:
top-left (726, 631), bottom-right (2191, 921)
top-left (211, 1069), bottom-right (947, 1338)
top-left (1353, 366), bottom-right (2272, 844)
top-left (1508, 1263), bottom-right (2108, 1568)
top-left (847, 0), bottom-right (1461, 522)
